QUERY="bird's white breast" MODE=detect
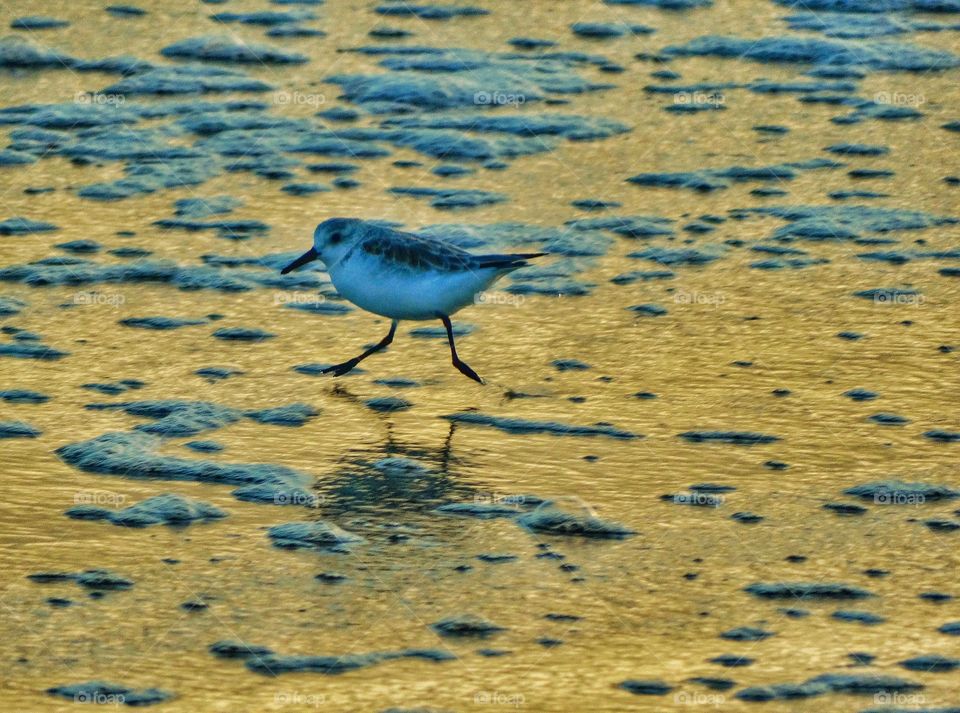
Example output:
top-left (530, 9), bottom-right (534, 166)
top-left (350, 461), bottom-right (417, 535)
top-left (328, 250), bottom-right (501, 321)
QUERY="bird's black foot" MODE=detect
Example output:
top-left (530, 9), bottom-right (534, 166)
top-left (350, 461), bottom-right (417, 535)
top-left (453, 358), bottom-right (484, 385)
top-left (438, 314), bottom-right (485, 385)
top-left (321, 360), bottom-right (359, 377)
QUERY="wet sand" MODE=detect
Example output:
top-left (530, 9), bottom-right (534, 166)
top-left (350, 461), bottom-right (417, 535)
top-left (1, 0), bottom-right (959, 711)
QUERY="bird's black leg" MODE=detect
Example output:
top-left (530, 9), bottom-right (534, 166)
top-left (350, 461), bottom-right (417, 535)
top-left (322, 320), bottom-right (398, 377)
top-left (440, 315), bottom-right (484, 385)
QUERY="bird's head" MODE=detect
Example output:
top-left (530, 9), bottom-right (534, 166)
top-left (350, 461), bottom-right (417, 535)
top-left (280, 218), bottom-right (365, 274)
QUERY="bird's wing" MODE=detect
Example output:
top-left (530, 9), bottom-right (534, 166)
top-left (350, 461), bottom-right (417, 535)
top-left (359, 226), bottom-right (479, 273)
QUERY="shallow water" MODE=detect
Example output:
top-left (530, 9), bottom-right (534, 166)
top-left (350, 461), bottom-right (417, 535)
top-left (1, 0), bottom-right (959, 711)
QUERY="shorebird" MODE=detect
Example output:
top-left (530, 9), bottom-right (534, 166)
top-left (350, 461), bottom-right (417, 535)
top-left (281, 218), bottom-right (545, 384)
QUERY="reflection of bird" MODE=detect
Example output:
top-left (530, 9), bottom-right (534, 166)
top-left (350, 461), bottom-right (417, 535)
top-left (311, 400), bottom-right (475, 516)
top-left (282, 218), bottom-right (545, 384)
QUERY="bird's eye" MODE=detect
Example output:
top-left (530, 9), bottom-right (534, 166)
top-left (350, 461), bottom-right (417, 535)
top-left (329, 232), bottom-right (342, 245)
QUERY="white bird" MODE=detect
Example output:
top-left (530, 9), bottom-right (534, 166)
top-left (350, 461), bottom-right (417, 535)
top-left (281, 218), bottom-right (545, 384)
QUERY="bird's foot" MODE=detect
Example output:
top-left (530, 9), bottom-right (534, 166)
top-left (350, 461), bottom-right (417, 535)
top-left (321, 360), bottom-right (358, 377)
top-left (453, 359), bottom-right (485, 385)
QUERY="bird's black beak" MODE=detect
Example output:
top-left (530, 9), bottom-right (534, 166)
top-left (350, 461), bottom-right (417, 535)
top-left (281, 247), bottom-right (318, 274)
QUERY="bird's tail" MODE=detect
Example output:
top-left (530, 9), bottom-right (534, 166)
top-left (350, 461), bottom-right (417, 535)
top-left (476, 252), bottom-right (547, 270)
